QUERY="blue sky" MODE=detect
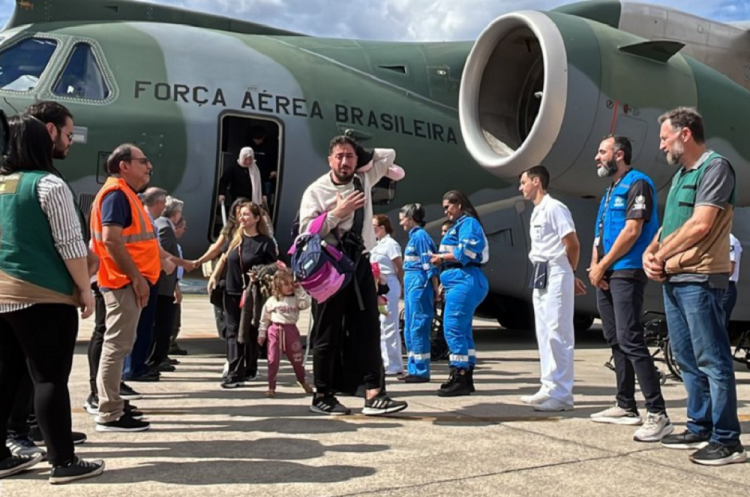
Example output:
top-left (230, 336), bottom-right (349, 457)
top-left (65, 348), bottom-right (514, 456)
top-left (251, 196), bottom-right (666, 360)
top-left (1, 0), bottom-right (750, 40)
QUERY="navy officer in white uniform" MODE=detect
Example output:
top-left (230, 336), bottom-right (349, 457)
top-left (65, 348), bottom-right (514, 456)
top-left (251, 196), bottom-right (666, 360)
top-left (518, 165), bottom-right (586, 412)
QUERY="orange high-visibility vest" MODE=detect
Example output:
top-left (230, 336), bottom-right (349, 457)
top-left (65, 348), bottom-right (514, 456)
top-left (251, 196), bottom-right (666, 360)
top-left (90, 177), bottom-right (161, 289)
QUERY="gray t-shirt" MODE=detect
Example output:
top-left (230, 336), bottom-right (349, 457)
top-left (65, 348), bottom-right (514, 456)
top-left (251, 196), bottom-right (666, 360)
top-left (668, 152), bottom-right (735, 288)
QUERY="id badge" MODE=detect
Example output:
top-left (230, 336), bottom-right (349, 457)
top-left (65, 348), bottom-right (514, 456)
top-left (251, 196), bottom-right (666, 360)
top-left (529, 261), bottom-right (549, 290)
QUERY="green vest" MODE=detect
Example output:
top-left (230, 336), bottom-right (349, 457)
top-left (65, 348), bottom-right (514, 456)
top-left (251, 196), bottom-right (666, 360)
top-left (0, 171), bottom-right (75, 296)
top-left (661, 152), bottom-right (736, 240)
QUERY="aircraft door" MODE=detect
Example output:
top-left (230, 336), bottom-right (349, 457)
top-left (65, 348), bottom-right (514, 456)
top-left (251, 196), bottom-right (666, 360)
top-left (212, 113), bottom-right (283, 240)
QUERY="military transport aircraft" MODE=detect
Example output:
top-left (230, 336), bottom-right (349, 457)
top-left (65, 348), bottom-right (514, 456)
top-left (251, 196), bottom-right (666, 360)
top-left (1, 0), bottom-right (748, 330)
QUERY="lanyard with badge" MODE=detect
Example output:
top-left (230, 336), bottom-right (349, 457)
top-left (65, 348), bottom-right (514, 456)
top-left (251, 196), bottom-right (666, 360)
top-left (595, 169), bottom-right (632, 252)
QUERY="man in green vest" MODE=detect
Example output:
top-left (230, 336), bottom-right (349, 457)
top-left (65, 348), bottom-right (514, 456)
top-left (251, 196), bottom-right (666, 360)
top-left (643, 107), bottom-right (745, 466)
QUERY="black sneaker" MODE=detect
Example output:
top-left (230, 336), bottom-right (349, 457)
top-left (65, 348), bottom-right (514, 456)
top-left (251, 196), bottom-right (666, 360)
top-left (96, 412), bottom-right (150, 433)
top-left (404, 375), bottom-right (430, 383)
top-left (72, 431), bottom-right (87, 445)
top-left (30, 428), bottom-right (86, 445)
top-left (661, 430), bottom-right (710, 450)
top-left (0, 453), bottom-right (43, 479)
top-left (124, 401), bottom-right (144, 421)
top-left (689, 441), bottom-right (747, 466)
top-left (84, 393), bottom-right (98, 415)
top-left (49, 456), bottom-right (105, 484)
top-left (221, 379), bottom-right (244, 389)
top-left (156, 362), bottom-right (176, 372)
top-left (310, 395), bottom-right (351, 416)
top-left (168, 345), bottom-right (188, 356)
top-left (120, 382), bottom-right (143, 401)
top-left (362, 394), bottom-right (408, 416)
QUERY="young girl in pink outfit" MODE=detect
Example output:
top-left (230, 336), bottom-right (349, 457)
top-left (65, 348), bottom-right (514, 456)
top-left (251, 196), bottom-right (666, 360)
top-left (258, 269), bottom-right (314, 398)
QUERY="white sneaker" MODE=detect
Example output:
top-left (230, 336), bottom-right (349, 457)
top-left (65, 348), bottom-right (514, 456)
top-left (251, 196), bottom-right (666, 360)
top-left (534, 398), bottom-right (574, 412)
top-left (590, 405), bottom-right (642, 425)
top-left (633, 412), bottom-right (674, 442)
top-left (520, 391), bottom-right (550, 405)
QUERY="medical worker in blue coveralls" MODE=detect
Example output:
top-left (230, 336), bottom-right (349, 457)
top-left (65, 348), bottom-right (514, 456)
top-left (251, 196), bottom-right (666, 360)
top-left (399, 203), bottom-right (439, 383)
top-left (430, 190), bottom-right (489, 397)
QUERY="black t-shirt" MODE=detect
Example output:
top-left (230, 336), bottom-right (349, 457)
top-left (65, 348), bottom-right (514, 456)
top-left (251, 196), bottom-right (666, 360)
top-left (598, 176), bottom-right (654, 281)
top-left (225, 233), bottom-right (277, 294)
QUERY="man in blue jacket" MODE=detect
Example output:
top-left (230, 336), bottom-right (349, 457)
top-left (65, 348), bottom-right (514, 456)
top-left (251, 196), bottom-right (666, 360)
top-left (588, 136), bottom-right (673, 442)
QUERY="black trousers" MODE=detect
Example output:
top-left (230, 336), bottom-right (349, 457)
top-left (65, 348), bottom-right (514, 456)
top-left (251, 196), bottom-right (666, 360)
top-left (0, 305), bottom-right (78, 465)
top-left (223, 293), bottom-right (258, 382)
top-left (148, 295), bottom-right (176, 368)
top-left (597, 277), bottom-right (666, 414)
top-left (170, 303), bottom-right (182, 347)
top-left (313, 254), bottom-right (384, 394)
top-left (87, 283), bottom-right (107, 395)
top-left (7, 366), bottom-right (33, 436)
top-left (214, 304), bottom-right (226, 339)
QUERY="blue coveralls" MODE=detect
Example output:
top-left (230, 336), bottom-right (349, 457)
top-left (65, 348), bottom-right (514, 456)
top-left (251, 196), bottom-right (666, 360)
top-left (403, 226), bottom-right (438, 379)
top-left (439, 215), bottom-right (489, 370)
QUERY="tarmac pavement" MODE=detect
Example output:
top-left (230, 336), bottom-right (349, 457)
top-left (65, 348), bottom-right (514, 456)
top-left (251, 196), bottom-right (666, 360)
top-left (1, 295), bottom-right (749, 496)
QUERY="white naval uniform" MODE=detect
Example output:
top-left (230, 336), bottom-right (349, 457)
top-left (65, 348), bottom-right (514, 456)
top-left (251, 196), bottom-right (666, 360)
top-left (528, 194), bottom-right (576, 404)
top-left (730, 233), bottom-right (742, 283)
top-left (370, 234), bottom-right (404, 374)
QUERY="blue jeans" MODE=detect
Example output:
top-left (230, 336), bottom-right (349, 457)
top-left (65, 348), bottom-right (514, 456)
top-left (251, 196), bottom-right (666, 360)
top-left (663, 282), bottom-right (741, 445)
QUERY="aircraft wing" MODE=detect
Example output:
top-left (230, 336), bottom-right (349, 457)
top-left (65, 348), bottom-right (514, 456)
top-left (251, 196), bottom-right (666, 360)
top-left (5, 0), bottom-right (305, 37)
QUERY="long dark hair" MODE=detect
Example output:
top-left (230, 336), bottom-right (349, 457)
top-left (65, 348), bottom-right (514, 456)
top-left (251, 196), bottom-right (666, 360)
top-left (400, 203), bottom-right (427, 227)
top-left (443, 190), bottom-right (483, 227)
top-left (0, 114), bottom-right (56, 175)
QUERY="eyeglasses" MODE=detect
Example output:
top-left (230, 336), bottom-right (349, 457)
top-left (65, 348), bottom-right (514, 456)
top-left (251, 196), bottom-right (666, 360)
top-left (442, 205), bottom-right (451, 211)
top-left (128, 157), bottom-right (151, 165)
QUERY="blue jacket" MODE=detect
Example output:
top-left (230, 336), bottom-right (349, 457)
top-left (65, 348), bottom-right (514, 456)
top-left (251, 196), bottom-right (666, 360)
top-left (594, 169), bottom-right (658, 271)
top-left (404, 226), bottom-right (437, 277)
top-left (439, 215), bottom-right (489, 266)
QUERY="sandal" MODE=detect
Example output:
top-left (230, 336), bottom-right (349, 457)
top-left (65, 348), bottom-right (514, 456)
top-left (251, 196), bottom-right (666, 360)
top-left (265, 390), bottom-right (276, 398)
top-left (298, 381), bottom-right (314, 394)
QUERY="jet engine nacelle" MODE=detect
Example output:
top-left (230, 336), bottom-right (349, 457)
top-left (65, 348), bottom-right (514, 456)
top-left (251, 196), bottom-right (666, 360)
top-left (459, 8), bottom-right (750, 204)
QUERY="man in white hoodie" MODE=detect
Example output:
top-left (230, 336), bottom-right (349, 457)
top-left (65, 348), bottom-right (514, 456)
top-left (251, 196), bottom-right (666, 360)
top-left (299, 135), bottom-right (408, 417)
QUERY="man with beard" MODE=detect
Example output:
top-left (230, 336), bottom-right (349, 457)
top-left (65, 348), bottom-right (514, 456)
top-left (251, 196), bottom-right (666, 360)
top-left (587, 136), bottom-right (673, 442)
top-left (4, 102), bottom-right (90, 460)
top-left (299, 136), bottom-right (408, 416)
top-left (644, 107), bottom-right (745, 465)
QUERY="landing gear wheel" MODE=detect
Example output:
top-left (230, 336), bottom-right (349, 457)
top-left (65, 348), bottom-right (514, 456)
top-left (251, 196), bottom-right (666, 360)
top-left (574, 314), bottom-right (594, 332)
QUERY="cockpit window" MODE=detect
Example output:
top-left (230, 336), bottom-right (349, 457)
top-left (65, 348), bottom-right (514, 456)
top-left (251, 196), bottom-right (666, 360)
top-left (53, 43), bottom-right (110, 100)
top-left (0, 38), bottom-right (58, 92)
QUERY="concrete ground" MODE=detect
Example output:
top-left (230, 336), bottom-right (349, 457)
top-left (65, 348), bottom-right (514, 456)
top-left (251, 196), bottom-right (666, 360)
top-left (2, 295), bottom-right (749, 496)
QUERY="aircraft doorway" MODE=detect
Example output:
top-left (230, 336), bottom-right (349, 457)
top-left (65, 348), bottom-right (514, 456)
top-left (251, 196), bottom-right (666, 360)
top-left (211, 113), bottom-right (283, 240)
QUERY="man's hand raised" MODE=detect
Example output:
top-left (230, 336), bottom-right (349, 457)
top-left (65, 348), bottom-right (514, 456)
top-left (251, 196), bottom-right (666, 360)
top-left (332, 191), bottom-right (365, 219)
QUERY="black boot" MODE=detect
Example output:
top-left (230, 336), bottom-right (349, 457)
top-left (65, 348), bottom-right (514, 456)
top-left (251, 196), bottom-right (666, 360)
top-left (467, 367), bottom-right (476, 393)
top-left (437, 368), bottom-right (472, 397)
top-left (440, 367), bottom-right (457, 389)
